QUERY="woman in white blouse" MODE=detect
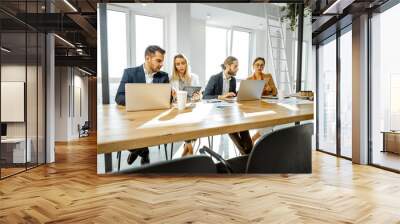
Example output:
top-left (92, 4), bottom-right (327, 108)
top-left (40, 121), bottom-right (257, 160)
top-left (170, 53), bottom-right (201, 156)
top-left (171, 54), bottom-right (200, 91)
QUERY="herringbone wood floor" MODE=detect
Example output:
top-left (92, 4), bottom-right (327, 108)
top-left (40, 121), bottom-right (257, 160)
top-left (1, 135), bottom-right (400, 223)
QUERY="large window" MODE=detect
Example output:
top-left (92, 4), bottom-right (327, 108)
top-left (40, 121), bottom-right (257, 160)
top-left (135, 15), bottom-right (164, 66)
top-left (205, 26), bottom-right (251, 82)
top-left (206, 26), bottom-right (230, 81)
top-left (340, 29), bottom-right (352, 158)
top-left (371, 3), bottom-right (400, 171)
top-left (107, 9), bottom-right (128, 104)
top-left (231, 30), bottom-right (250, 80)
top-left (317, 37), bottom-right (337, 155)
top-left (105, 9), bottom-right (165, 104)
top-left (317, 30), bottom-right (352, 159)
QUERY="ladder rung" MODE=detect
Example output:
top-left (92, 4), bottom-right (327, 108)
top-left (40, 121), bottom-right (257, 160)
top-left (268, 24), bottom-right (281, 28)
top-left (269, 35), bottom-right (282, 39)
top-left (269, 26), bottom-right (282, 31)
top-left (272, 57), bottom-right (287, 60)
top-left (268, 15), bottom-right (280, 20)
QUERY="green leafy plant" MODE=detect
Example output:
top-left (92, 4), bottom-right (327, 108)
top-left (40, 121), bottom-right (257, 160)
top-left (280, 3), bottom-right (312, 31)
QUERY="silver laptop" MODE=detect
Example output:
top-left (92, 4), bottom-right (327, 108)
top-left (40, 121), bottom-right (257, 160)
top-left (231, 80), bottom-right (266, 101)
top-left (125, 83), bottom-right (171, 111)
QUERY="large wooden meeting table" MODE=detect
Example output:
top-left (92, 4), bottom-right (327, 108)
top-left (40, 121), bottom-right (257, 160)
top-left (98, 99), bottom-right (313, 172)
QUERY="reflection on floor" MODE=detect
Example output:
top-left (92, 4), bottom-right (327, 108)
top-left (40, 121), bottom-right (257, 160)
top-left (373, 150), bottom-right (400, 171)
top-left (0, 167), bottom-right (26, 178)
top-left (97, 134), bottom-right (241, 173)
top-left (0, 162), bottom-right (43, 179)
top-left (341, 147), bottom-right (352, 159)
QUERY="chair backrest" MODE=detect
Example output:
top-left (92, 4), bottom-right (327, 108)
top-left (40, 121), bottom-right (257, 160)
top-left (118, 155), bottom-right (217, 174)
top-left (246, 123), bottom-right (313, 173)
top-left (82, 121), bottom-right (90, 129)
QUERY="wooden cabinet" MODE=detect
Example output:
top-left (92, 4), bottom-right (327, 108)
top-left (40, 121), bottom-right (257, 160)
top-left (382, 131), bottom-right (400, 154)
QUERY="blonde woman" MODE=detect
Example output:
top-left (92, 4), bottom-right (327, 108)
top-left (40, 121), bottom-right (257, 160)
top-left (171, 54), bottom-right (201, 156)
top-left (248, 57), bottom-right (278, 143)
top-left (171, 54), bottom-right (201, 100)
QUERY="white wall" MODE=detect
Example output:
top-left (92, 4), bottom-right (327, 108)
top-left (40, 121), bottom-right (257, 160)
top-left (254, 30), bottom-right (271, 73)
top-left (72, 74), bottom-right (89, 138)
top-left (1, 65), bottom-right (38, 137)
top-left (352, 14), bottom-right (369, 164)
top-left (176, 4), bottom-right (191, 58)
top-left (54, 67), bottom-right (89, 141)
top-left (1, 63), bottom-right (46, 164)
top-left (203, 3), bottom-right (281, 19)
top-left (55, 66), bottom-right (69, 141)
top-left (190, 18), bottom-right (206, 86)
top-left (46, 32), bottom-right (55, 163)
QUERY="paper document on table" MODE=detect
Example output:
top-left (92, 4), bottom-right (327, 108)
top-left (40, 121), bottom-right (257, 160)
top-left (215, 101), bottom-right (235, 109)
top-left (263, 97), bottom-right (313, 105)
top-left (263, 99), bottom-right (279, 104)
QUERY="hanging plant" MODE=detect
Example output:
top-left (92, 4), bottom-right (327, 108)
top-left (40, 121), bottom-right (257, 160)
top-left (280, 2), bottom-right (312, 32)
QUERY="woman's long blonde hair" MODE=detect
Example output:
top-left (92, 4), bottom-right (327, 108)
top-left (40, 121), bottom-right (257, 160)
top-left (171, 54), bottom-right (192, 85)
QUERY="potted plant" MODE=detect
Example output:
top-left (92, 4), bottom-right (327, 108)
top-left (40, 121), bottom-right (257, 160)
top-left (280, 1), bottom-right (312, 31)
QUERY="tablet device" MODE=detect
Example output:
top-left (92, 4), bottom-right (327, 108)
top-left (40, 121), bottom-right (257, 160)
top-left (183, 86), bottom-right (202, 98)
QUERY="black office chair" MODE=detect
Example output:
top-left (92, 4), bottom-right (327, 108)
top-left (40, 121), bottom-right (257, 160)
top-left (115, 155), bottom-right (217, 174)
top-left (200, 123), bottom-right (313, 174)
top-left (78, 121), bottom-right (90, 138)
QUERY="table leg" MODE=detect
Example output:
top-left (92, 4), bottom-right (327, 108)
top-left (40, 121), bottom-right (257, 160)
top-left (117, 151), bottom-right (121, 172)
top-left (164, 144), bottom-right (168, 160)
top-left (170, 143), bottom-right (174, 160)
top-left (104, 153), bottom-right (113, 173)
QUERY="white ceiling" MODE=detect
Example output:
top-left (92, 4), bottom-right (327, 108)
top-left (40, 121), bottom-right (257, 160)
top-left (110, 3), bottom-right (283, 31)
top-left (109, 3), bottom-right (176, 17)
top-left (191, 3), bottom-right (280, 31)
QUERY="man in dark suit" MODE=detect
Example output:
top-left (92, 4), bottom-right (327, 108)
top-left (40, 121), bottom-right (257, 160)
top-left (203, 57), bottom-right (237, 100)
top-left (115, 45), bottom-right (169, 165)
top-left (203, 56), bottom-right (253, 155)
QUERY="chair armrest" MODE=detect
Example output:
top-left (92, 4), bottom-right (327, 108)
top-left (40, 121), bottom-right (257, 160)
top-left (199, 146), bottom-right (233, 174)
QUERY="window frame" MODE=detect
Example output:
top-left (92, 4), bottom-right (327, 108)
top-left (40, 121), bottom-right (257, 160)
top-left (205, 24), bottom-right (254, 82)
top-left (129, 11), bottom-right (167, 68)
top-left (205, 24), bottom-right (230, 81)
top-left (368, 2), bottom-right (400, 173)
top-left (106, 4), bottom-right (130, 75)
top-left (230, 26), bottom-right (253, 81)
top-left (105, 5), bottom-right (167, 104)
top-left (104, 5), bottom-right (129, 104)
top-left (315, 24), bottom-right (353, 161)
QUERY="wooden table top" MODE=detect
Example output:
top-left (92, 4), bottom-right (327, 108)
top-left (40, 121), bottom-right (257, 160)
top-left (97, 99), bottom-right (314, 154)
